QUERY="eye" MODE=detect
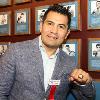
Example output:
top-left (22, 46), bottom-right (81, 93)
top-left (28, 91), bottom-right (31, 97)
top-left (58, 25), bottom-right (66, 29)
top-left (47, 22), bottom-right (52, 25)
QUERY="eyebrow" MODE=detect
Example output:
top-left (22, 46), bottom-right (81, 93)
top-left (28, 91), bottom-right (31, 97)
top-left (45, 20), bottom-right (67, 28)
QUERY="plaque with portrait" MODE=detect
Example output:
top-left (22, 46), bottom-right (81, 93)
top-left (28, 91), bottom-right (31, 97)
top-left (62, 39), bottom-right (81, 67)
top-left (0, 12), bottom-right (11, 36)
top-left (35, 5), bottom-right (49, 34)
top-left (88, 0), bottom-right (100, 29)
top-left (0, 0), bottom-right (11, 7)
top-left (0, 42), bottom-right (10, 58)
top-left (14, 0), bottom-right (31, 4)
top-left (88, 38), bottom-right (100, 71)
top-left (15, 9), bottom-right (30, 35)
top-left (60, 0), bottom-right (81, 31)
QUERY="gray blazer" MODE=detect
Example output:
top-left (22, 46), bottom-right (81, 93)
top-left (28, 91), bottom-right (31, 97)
top-left (0, 37), bottom-right (95, 100)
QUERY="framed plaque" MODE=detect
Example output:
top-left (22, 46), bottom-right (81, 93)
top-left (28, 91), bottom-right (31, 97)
top-left (35, 5), bottom-right (49, 34)
top-left (15, 8), bottom-right (30, 35)
top-left (0, 11), bottom-right (11, 36)
top-left (88, 0), bottom-right (100, 29)
top-left (60, 0), bottom-right (81, 31)
top-left (0, 0), bottom-right (11, 7)
top-left (62, 39), bottom-right (81, 67)
top-left (0, 42), bottom-right (10, 57)
top-left (88, 38), bottom-right (100, 71)
top-left (14, 0), bottom-right (31, 4)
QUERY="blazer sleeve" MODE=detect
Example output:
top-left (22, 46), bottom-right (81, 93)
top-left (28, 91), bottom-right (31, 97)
top-left (0, 44), bottom-right (16, 100)
top-left (70, 81), bottom-right (96, 100)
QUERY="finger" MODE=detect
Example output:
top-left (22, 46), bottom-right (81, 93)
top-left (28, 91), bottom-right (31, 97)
top-left (83, 73), bottom-right (92, 84)
top-left (74, 70), bottom-right (92, 85)
top-left (69, 69), bottom-right (79, 81)
top-left (70, 69), bottom-right (85, 84)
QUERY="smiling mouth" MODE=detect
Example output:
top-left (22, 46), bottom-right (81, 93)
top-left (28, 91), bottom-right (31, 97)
top-left (47, 34), bottom-right (58, 39)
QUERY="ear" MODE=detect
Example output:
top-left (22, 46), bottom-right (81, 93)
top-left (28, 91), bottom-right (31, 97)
top-left (40, 21), bottom-right (43, 33)
top-left (65, 29), bottom-right (70, 39)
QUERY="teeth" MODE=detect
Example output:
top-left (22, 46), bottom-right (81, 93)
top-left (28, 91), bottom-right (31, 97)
top-left (53, 37), bottom-right (57, 39)
top-left (48, 34), bottom-right (58, 39)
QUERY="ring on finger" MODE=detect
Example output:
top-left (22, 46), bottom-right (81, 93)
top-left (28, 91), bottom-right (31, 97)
top-left (78, 74), bottom-right (83, 79)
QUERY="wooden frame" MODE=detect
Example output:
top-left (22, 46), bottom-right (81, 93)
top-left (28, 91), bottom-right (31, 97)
top-left (60, 0), bottom-right (81, 31)
top-left (14, 0), bottom-right (31, 4)
top-left (14, 8), bottom-right (30, 35)
top-left (0, 11), bottom-right (11, 36)
top-left (88, 38), bottom-right (100, 71)
top-left (62, 39), bottom-right (81, 67)
top-left (0, 0), bottom-right (11, 7)
top-left (87, 0), bottom-right (100, 29)
top-left (35, 5), bottom-right (49, 34)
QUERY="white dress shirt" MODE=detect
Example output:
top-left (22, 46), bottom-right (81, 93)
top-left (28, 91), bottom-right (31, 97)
top-left (39, 36), bottom-right (59, 91)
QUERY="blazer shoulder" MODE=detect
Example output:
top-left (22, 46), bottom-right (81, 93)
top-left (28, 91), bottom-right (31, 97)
top-left (10, 37), bottom-right (39, 49)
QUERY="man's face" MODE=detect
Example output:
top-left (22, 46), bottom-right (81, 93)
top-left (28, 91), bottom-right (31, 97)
top-left (96, 45), bottom-right (100, 51)
top-left (96, 1), bottom-right (100, 9)
top-left (40, 11), bottom-right (70, 49)
top-left (0, 45), bottom-right (4, 54)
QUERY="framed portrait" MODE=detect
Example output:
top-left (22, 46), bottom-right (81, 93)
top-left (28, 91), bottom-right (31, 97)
top-left (0, 11), bottom-right (11, 36)
top-left (88, 0), bottom-right (100, 29)
top-left (14, 8), bottom-right (30, 35)
top-left (62, 39), bottom-right (81, 67)
top-left (14, 0), bottom-right (31, 4)
top-left (88, 38), bottom-right (100, 71)
top-left (0, 0), bottom-right (11, 7)
top-left (60, 0), bottom-right (81, 31)
top-left (0, 42), bottom-right (10, 57)
top-left (35, 5), bottom-right (49, 34)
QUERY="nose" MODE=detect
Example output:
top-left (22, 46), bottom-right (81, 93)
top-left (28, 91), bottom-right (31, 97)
top-left (51, 26), bottom-right (58, 34)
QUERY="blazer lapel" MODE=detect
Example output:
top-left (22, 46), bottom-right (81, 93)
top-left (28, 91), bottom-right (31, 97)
top-left (45, 50), bottom-right (72, 97)
top-left (45, 50), bottom-right (63, 97)
top-left (30, 37), bottom-right (45, 92)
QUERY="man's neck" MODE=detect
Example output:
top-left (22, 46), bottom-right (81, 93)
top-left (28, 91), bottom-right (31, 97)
top-left (42, 43), bottom-right (58, 57)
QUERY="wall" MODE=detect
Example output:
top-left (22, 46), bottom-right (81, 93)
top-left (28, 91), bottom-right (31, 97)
top-left (0, 0), bottom-right (100, 99)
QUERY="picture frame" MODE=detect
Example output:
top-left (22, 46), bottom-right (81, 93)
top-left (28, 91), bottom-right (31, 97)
top-left (35, 0), bottom-right (45, 1)
top-left (0, 0), bottom-right (11, 7)
top-left (14, 8), bottom-right (30, 35)
top-left (35, 5), bottom-right (49, 34)
top-left (60, 0), bottom-right (81, 31)
top-left (88, 38), bottom-right (100, 71)
top-left (88, 0), bottom-right (100, 29)
top-left (0, 11), bottom-right (11, 36)
top-left (14, 0), bottom-right (31, 4)
top-left (62, 39), bottom-right (81, 67)
top-left (0, 42), bottom-right (10, 57)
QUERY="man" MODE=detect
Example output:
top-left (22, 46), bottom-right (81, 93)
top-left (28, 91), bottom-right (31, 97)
top-left (92, 0), bottom-right (100, 16)
top-left (93, 43), bottom-right (100, 57)
top-left (62, 44), bottom-right (75, 56)
top-left (40, 9), bottom-right (46, 21)
top-left (0, 4), bottom-right (95, 100)
top-left (0, 14), bottom-right (7, 25)
top-left (17, 12), bottom-right (26, 23)
top-left (0, 45), bottom-right (6, 56)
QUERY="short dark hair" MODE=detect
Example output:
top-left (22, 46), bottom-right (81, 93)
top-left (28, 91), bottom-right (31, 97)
top-left (96, 44), bottom-right (100, 47)
top-left (42, 4), bottom-right (72, 30)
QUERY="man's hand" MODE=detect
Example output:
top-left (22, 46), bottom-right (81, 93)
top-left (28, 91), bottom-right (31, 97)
top-left (69, 69), bottom-right (92, 85)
